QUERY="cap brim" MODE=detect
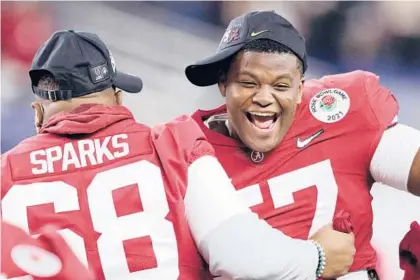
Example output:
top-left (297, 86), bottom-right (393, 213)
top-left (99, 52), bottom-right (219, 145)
top-left (185, 44), bottom-right (244, 87)
top-left (114, 71), bottom-right (143, 93)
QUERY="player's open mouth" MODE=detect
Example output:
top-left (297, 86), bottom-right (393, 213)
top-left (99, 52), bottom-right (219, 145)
top-left (246, 111), bottom-right (280, 131)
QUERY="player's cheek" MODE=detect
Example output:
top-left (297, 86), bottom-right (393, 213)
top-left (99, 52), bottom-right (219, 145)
top-left (239, 118), bottom-right (258, 147)
top-left (237, 117), bottom-right (250, 140)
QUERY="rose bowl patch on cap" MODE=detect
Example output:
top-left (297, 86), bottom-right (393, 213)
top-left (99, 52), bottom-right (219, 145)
top-left (309, 88), bottom-right (350, 123)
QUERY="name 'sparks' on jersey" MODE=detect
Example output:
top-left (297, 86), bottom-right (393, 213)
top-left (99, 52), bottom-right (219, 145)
top-left (29, 134), bottom-right (130, 174)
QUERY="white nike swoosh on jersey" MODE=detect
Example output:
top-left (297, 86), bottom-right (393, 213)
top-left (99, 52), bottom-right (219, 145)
top-left (296, 129), bottom-right (325, 149)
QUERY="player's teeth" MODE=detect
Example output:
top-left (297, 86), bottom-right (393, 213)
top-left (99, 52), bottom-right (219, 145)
top-left (249, 112), bottom-right (275, 117)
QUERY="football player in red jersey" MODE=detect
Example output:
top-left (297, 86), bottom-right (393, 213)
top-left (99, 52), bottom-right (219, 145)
top-left (185, 10), bottom-right (420, 280)
top-left (1, 30), bottom-right (356, 280)
top-left (1, 221), bottom-right (95, 280)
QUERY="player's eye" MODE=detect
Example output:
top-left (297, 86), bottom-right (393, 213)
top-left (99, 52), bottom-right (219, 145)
top-left (273, 84), bottom-right (289, 91)
top-left (239, 81), bottom-right (256, 88)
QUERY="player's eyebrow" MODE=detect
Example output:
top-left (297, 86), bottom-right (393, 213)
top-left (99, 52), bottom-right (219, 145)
top-left (237, 71), bottom-right (259, 80)
top-left (273, 74), bottom-right (293, 83)
top-left (238, 71), bottom-right (294, 82)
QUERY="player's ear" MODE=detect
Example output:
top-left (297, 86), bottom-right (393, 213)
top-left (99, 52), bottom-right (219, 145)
top-left (31, 101), bottom-right (44, 134)
top-left (296, 79), bottom-right (304, 104)
top-left (217, 71), bottom-right (227, 98)
top-left (115, 89), bottom-right (123, 105)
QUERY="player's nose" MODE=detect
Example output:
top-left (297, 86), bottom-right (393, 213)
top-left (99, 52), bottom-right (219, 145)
top-left (252, 86), bottom-right (275, 108)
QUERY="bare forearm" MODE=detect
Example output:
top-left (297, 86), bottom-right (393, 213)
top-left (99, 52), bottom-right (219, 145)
top-left (408, 150), bottom-right (420, 196)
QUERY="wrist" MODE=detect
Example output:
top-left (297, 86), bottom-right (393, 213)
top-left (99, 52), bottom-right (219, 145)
top-left (310, 240), bottom-right (327, 278)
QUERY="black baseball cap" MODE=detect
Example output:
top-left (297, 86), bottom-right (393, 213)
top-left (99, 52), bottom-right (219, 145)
top-left (29, 30), bottom-right (143, 102)
top-left (185, 10), bottom-right (307, 87)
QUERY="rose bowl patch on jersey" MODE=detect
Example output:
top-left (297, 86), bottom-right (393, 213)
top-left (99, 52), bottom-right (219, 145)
top-left (309, 88), bottom-right (351, 124)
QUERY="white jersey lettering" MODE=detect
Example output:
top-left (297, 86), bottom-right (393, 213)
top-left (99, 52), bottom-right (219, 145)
top-left (30, 134), bottom-right (129, 174)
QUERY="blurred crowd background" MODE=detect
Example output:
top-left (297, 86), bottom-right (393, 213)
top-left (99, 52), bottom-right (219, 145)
top-left (2, 1), bottom-right (419, 152)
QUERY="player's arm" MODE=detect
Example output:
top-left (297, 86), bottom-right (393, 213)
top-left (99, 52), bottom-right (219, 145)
top-left (152, 117), bottom-right (320, 279)
top-left (408, 151), bottom-right (420, 195)
top-left (361, 71), bottom-right (420, 195)
top-left (370, 124), bottom-right (420, 195)
top-left (154, 115), bottom-right (355, 279)
top-left (185, 154), bottom-right (321, 280)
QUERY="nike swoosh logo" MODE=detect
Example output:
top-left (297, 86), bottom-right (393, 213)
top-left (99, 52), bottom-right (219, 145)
top-left (296, 129), bottom-right (325, 149)
top-left (250, 30), bottom-right (269, 37)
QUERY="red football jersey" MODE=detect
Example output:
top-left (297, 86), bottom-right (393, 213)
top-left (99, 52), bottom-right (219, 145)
top-left (192, 70), bottom-right (399, 273)
top-left (1, 104), bottom-right (212, 280)
top-left (1, 221), bottom-right (94, 280)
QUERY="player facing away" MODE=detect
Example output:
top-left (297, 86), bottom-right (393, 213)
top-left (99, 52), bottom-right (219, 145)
top-left (1, 221), bottom-right (95, 280)
top-left (185, 10), bottom-right (420, 280)
top-left (1, 30), bottom-right (355, 280)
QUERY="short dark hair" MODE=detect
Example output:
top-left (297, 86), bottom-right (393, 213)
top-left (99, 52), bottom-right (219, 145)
top-left (220, 39), bottom-right (304, 79)
top-left (35, 74), bottom-right (116, 100)
top-left (37, 74), bottom-right (60, 91)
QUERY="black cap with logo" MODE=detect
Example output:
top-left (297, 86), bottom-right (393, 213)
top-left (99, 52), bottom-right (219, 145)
top-left (185, 10), bottom-right (307, 87)
top-left (29, 30), bottom-right (143, 102)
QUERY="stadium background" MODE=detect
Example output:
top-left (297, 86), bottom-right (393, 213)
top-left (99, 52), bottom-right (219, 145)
top-left (1, 2), bottom-right (420, 279)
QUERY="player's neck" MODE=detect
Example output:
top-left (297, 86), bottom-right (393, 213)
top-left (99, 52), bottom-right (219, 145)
top-left (204, 113), bottom-right (267, 163)
top-left (204, 113), bottom-right (237, 139)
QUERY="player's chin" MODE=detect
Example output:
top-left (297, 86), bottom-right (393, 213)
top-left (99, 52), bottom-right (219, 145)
top-left (242, 126), bottom-right (282, 153)
top-left (247, 138), bottom-right (278, 153)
